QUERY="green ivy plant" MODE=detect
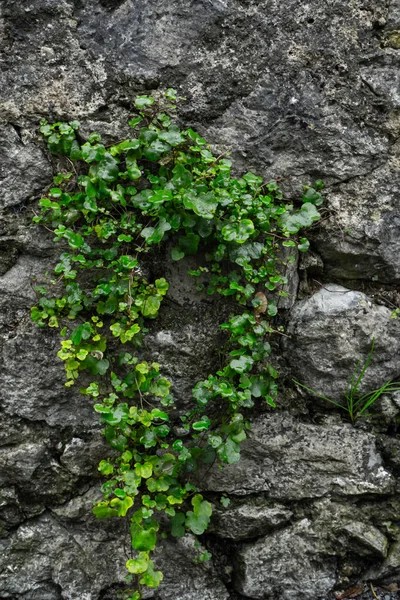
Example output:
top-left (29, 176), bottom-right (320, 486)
top-left (31, 89), bottom-right (323, 599)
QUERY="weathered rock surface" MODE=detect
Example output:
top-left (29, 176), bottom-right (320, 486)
top-left (148, 535), bottom-right (230, 600)
top-left (341, 521), bottom-right (389, 558)
top-left (203, 413), bottom-right (393, 498)
top-left (234, 519), bottom-right (337, 600)
top-left (311, 162), bottom-right (400, 283)
top-left (0, 125), bottom-right (52, 209)
top-left (0, 490), bottom-right (229, 600)
top-left (284, 284), bottom-right (400, 402)
top-left (2, 0), bottom-right (400, 598)
top-left (210, 499), bottom-right (293, 541)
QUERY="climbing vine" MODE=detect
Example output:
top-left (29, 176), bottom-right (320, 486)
top-left (31, 89), bottom-right (323, 599)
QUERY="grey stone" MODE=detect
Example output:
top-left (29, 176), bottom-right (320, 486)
top-left (0, 509), bottom-right (127, 600)
top-left (284, 284), bottom-right (400, 402)
top-left (0, 125), bottom-right (52, 209)
top-left (370, 539), bottom-right (400, 581)
top-left (142, 263), bottom-right (229, 410)
top-left (60, 437), bottom-right (107, 477)
top-left (379, 436), bottom-right (400, 470)
top-left (311, 162), bottom-right (400, 283)
top-left (0, 325), bottom-right (99, 428)
top-left (341, 521), bottom-right (389, 558)
top-left (0, 492), bottom-right (229, 600)
top-left (202, 413), bottom-right (393, 499)
top-left (210, 500), bottom-right (293, 540)
top-left (234, 518), bottom-right (337, 600)
top-left (149, 535), bottom-right (230, 600)
top-left (387, 0), bottom-right (400, 28)
top-left (0, 255), bottom-right (99, 429)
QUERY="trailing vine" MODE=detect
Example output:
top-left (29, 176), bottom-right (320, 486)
top-left (31, 89), bottom-right (323, 599)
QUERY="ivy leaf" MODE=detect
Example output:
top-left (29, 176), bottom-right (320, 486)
top-left (185, 494), bottom-right (212, 535)
top-left (98, 460), bottom-right (114, 475)
top-left (229, 242), bottom-right (264, 264)
top-left (242, 172), bottom-right (263, 187)
top-left (298, 237), bottom-right (310, 252)
top-left (229, 355), bottom-right (254, 373)
top-left (83, 196), bottom-right (98, 212)
top-left (93, 502), bottom-right (118, 518)
top-left (170, 512), bottom-right (185, 538)
top-left (171, 247), bottom-right (185, 261)
top-left (192, 381), bottom-right (211, 406)
top-left (126, 154), bottom-right (142, 180)
top-left (64, 230), bottom-right (85, 250)
top-left (81, 142), bottom-right (99, 163)
top-left (150, 377), bottom-right (171, 397)
top-left (130, 523), bottom-right (157, 551)
top-left (148, 189), bottom-right (173, 208)
top-left (151, 408), bottom-right (169, 420)
top-left (135, 462), bottom-right (153, 478)
top-left (143, 140), bottom-right (171, 161)
top-left (134, 95), bottom-right (155, 108)
top-left (171, 163), bottom-right (193, 188)
top-left (158, 126), bottom-right (185, 147)
top-left (126, 552), bottom-right (149, 574)
top-left (146, 476), bottom-right (170, 493)
top-left (141, 218), bottom-right (171, 244)
top-left (221, 220), bottom-right (255, 244)
top-left (217, 437), bottom-right (241, 464)
top-left (110, 494), bottom-right (134, 516)
top-left (183, 191), bottom-right (218, 219)
top-left (278, 202), bottom-right (320, 235)
top-left (142, 295), bottom-right (161, 317)
top-left (186, 129), bottom-right (207, 145)
top-left (140, 429), bottom-right (157, 448)
top-left (302, 186), bottom-right (323, 206)
top-left (129, 116), bottom-right (143, 128)
top-left (155, 278), bottom-right (169, 295)
top-left (250, 377), bottom-right (270, 398)
top-left (192, 416), bottom-right (211, 432)
top-left (92, 358), bottom-right (110, 375)
top-left (91, 153), bottom-right (119, 182)
top-left (101, 403), bottom-right (129, 426)
top-left (165, 88), bottom-right (177, 100)
top-left (70, 322), bottom-right (92, 345)
top-left (139, 561), bottom-right (163, 589)
top-left (118, 255), bottom-right (139, 269)
top-left (208, 434), bottom-right (223, 449)
top-left (114, 139), bottom-right (140, 153)
top-left (178, 233), bottom-right (200, 255)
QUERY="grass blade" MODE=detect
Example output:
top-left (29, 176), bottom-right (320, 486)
top-left (350, 338), bottom-right (375, 399)
top-left (293, 380), bottom-right (347, 410)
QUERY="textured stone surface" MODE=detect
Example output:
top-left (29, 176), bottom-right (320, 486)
top-left (284, 284), bottom-right (400, 402)
top-left (311, 162), bottom-right (400, 282)
top-left (149, 535), bottom-right (230, 600)
top-left (210, 499), bottom-right (293, 540)
top-left (0, 255), bottom-right (98, 429)
top-left (341, 521), bottom-right (389, 558)
top-left (0, 491), bottom-right (229, 600)
top-left (202, 413), bottom-right (393, 498)
top-left (2, 0), bottom-right (400, 598)
top-left (0, 125), bottom-right (52, 209)
top-left (234, 519), bottom-right (337, 600)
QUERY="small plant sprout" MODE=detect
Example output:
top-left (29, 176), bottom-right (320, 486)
top-left (294, 339), bottom-right (400, 423)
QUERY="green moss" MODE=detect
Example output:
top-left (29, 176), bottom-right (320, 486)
top-left (384, 31), bottom-right (400, 49)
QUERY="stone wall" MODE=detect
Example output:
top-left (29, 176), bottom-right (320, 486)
top-left (1, 1), bottom-right (400, 599)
